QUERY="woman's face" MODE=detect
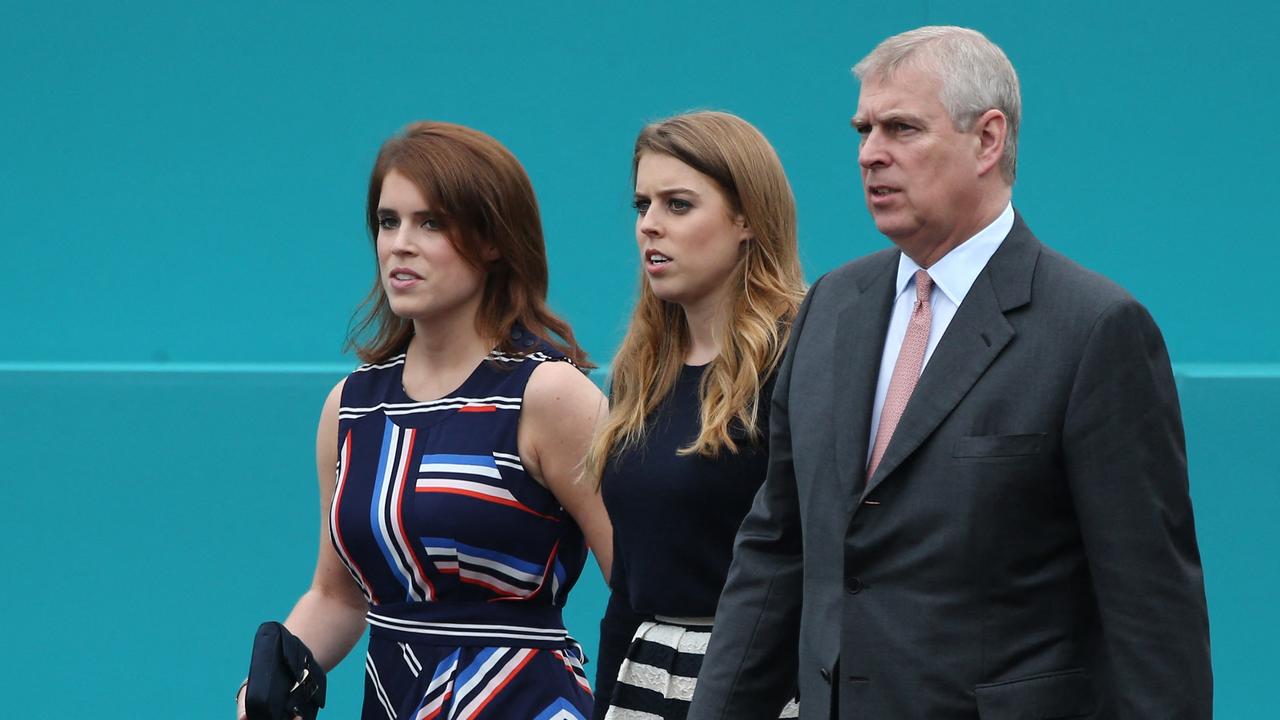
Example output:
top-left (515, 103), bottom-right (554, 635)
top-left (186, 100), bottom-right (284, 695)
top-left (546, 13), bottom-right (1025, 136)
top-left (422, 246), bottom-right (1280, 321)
top-left (376, 169), bottom-right (489, 324)
top-left (633, 152), bottom-right (749, 311)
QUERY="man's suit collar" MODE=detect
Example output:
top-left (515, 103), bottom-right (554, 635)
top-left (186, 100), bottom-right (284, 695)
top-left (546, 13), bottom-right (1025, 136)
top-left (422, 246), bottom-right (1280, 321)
top-left (985, 210), bottom-right (1038, 313)
top-left (855, 208), bottom-right (1041, 505)
top-left (894, 202), bottom-right (1014, 308)
top-left (833, 250), bottom-right (899, 515)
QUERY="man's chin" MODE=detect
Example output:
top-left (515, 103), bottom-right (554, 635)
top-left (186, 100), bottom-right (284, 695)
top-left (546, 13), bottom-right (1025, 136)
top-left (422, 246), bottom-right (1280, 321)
top-left (873, 218), bottom-right (913, 244)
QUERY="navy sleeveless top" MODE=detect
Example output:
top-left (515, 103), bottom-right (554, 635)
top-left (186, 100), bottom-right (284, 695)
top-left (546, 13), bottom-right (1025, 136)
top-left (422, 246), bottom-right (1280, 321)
top-left (329, 338), bottom-right (595, 719)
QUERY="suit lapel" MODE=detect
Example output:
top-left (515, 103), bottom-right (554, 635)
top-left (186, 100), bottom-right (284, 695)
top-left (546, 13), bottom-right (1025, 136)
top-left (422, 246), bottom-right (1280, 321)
top-left (860, 213), bottom-right (1040, 502)
top-left (833, 252), bottom-right (897, 513)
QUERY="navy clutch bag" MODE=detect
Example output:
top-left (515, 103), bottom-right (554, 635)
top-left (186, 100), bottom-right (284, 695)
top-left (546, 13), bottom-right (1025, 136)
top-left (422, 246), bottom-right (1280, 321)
top-left (244, 621), bottom-right (327, 720)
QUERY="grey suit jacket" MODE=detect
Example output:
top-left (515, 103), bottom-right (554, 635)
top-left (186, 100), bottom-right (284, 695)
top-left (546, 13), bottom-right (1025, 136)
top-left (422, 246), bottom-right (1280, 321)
top-left (687, 214), bottom-right (1212, 719)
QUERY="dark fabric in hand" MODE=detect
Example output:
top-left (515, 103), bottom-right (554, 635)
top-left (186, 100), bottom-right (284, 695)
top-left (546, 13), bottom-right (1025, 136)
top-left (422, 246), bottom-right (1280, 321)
top-left (244, 621), bottom-right (327, 720)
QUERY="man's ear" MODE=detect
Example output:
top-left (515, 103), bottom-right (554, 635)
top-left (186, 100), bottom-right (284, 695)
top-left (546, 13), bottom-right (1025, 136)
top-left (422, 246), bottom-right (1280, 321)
top-left (973, 108), bottom-right (1008, 178)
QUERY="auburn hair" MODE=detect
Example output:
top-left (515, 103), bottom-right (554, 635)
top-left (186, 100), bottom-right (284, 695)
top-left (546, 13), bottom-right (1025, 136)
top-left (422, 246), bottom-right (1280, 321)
top-left (585, 111), bottom-right (805, 484)
top-left (346, 121), bottom-right (591, 367)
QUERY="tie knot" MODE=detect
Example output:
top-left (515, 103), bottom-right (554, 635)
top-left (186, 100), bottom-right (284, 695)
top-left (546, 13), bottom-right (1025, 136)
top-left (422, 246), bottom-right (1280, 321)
top-left (914, 270), bottom-right (933, 304)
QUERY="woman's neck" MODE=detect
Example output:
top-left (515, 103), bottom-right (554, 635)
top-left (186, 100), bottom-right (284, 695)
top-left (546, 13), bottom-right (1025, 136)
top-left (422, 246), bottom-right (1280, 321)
top-left (401, 312), bottom-right (494, 401)
top-left (682, 288), bottom-right (730, 366)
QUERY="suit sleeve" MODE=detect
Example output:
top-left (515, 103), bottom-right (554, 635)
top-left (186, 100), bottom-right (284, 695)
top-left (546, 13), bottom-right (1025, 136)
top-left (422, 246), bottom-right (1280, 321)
top-left (687, 277), bottom-right (823, 720)
top-left (1062, 297), bottom-right (1212, 717)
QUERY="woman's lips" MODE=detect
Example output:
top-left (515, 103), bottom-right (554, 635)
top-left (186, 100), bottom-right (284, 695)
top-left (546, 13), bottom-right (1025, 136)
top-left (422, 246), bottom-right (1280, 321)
top-left (644, 249), bottom-right (672, 276)
top-left (388, 267), bottom-right (423, 289)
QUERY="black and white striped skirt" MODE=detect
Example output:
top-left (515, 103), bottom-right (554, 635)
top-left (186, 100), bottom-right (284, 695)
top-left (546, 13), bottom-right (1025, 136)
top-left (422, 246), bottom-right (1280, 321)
top-left (602, 616), bottom-right (800, 720)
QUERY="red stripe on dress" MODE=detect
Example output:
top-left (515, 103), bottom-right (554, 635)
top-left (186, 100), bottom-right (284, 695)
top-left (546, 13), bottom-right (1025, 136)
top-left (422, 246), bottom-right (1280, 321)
top-left (395, 428), bottom-right (436, 600)
top-left (414, 487), bottom-right (560, 521)
top-left (332, 430), bottom-right (379, 604)
top-left (493, 538), bottom-right (560, 603)
top-left (419, 687), bottom-right (453, 720)
top-left (458, 405), bottom-right (497, 413)
top-left (457, 573), bottom-right (529, 598)
top-left (460, 649), bottom-right (539, 720)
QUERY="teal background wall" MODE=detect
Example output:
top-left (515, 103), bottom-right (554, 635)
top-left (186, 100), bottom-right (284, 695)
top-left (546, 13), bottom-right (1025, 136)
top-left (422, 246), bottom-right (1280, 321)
top-left (2, 1), bottom-right (1276, 717)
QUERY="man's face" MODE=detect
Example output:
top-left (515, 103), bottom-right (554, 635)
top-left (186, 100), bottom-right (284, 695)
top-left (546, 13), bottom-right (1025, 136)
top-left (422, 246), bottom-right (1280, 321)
top-left (853, 65), bottom-right (985, 264)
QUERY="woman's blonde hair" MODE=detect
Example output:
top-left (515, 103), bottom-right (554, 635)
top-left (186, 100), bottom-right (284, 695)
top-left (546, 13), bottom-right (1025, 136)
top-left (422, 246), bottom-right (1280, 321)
top-left (585, 111), bottom-right (805, 484)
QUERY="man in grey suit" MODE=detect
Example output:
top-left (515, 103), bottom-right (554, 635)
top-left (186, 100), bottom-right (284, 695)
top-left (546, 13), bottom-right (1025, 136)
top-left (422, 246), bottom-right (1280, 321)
top-left (687, 26), bottom-right (1211, 719)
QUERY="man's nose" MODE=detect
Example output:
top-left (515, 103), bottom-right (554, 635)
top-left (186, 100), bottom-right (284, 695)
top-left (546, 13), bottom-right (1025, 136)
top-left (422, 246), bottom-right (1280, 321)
top-left (858, 130), bottom-right (889, 169)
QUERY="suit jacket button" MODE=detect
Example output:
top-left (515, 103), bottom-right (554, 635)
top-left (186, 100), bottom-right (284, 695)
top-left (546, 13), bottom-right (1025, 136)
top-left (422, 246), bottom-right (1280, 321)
top-left (845, 577), bottom-right (863, 595)
top-left (819, 667), bottom-right (831, 683)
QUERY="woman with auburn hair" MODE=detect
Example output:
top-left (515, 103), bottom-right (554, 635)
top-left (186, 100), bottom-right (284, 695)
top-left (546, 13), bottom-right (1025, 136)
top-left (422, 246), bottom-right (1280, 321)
top-left (236, 121), bottom-right (611, 720)
top-left (589, 111), bottom-right (804, 720)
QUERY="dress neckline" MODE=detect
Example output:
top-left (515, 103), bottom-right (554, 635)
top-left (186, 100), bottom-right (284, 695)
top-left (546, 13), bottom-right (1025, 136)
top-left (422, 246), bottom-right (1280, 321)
top-left (396, 347), bottom-right (498, 405)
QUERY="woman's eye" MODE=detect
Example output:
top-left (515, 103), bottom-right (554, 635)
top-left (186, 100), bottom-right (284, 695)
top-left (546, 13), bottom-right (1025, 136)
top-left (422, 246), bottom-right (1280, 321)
top-left (378, 216), bottom-right (398, 230)
top-left (668, 198), bottom-right (692, 213)
top-left (422, 217), bottom-right (442, 231)
top-left (632, 199), bottom-right (651, 214)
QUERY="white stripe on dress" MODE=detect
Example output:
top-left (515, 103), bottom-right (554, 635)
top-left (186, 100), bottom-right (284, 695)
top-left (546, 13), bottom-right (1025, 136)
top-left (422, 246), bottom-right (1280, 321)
top-left (374, 426), bottom-right (419, 600)
top-left (399, 641), bottom-right (422, 677)
top-left (604, 708), bottom-right (664, 720)
top-left (448, 648), bottom-right (511, 720)
top-left (418, 462), bottom-right (502, 479)
top-left (366, 652), bottom-right (398, 720)
top-left (340, 396), bottom-right (522, 420)
top-left (356, 354), bottom-right (407, 372)
top-left (415, 478), bottom-right (518, 501)
top-left (627, 622), bottom-right (711, 654)
top-left (605, 620), bottom-right (800, 720)
top-left (365, 613), bottom-right (568, 643)
top-left (452, 648), bottom-right (536, 720)
top-left (389, 427), bottom-right (433, 600)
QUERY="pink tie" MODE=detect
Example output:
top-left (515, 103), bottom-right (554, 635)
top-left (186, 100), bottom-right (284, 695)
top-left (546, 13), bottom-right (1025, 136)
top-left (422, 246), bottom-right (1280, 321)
top-left (867, 270), bottom-right (933, 479)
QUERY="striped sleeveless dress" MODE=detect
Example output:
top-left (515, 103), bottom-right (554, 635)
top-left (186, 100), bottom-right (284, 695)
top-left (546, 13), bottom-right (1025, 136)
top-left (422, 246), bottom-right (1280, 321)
top-left (331, 337), bottom-right (593, 720)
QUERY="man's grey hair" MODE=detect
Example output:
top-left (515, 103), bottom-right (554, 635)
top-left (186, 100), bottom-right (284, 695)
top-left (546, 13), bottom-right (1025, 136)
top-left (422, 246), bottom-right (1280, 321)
top-left (853, 26), bottom-right (1021, 183)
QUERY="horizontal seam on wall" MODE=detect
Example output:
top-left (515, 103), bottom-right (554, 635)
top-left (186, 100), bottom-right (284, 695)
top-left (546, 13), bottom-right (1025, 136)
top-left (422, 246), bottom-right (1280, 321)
top-left (0, 362), bottom-right (1276, 380)
top-left (1172, 363), bottom-right (1280, 380)
top-left (0, 362), bottom-right (352, 375)
top-left (0, 361), bottom-right (618, 379)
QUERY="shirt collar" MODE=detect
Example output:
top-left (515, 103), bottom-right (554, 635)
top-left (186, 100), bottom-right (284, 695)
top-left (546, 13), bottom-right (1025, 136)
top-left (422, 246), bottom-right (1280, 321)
top-left (894, 202), bottom-right (1015, 305)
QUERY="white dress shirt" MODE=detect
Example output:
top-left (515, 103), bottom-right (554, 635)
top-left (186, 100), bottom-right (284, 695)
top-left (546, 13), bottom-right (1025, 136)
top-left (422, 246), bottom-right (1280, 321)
top-left (865, 202), bottom-right (1015, 465)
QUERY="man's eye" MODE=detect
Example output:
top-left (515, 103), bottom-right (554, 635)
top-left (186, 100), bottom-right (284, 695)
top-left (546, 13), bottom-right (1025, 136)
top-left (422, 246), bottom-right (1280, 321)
top-left (632, 199), bottom-right (651, 214)
top-left (893, 122), bottom-right (916, 133)
top-left (378, 216), bottom-right (398, 230)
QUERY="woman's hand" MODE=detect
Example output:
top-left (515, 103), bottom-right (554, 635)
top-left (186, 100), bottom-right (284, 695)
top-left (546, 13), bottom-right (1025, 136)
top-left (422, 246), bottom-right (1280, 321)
top-left (235, 680), bottom-right (247, 720)
top-left (235, 682), bottom-right (303, 720)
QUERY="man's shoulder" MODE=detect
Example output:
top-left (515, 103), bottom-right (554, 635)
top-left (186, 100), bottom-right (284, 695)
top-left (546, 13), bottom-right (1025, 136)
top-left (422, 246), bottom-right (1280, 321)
top-left (1010, 221), bottom-right (1168, 347)
top-left (1032, 238), bottom-right (1139, 315)
top-left (811, 246), bottom-right (898, 297)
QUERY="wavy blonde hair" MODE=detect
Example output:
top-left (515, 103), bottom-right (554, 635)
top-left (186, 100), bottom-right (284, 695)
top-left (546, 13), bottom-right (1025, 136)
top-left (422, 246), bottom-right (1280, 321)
top-left (585, 111), bottom-right (805, 484)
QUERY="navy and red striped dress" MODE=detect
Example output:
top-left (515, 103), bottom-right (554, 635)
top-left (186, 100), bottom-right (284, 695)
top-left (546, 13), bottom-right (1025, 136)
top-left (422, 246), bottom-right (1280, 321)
top-left (330, 338), bottom-right (593, 720)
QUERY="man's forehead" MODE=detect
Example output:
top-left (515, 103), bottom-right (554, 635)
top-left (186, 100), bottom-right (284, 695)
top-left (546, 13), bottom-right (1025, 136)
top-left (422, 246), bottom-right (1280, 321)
top-left (856, 68), bottom-right (943, 114)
